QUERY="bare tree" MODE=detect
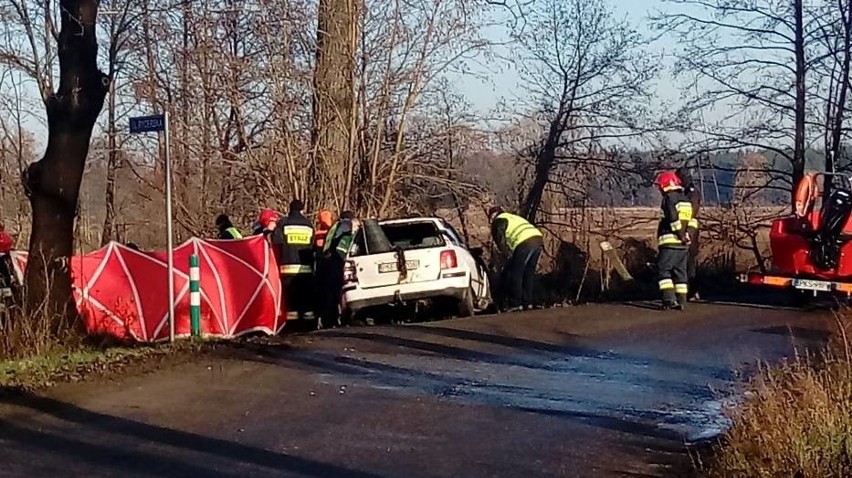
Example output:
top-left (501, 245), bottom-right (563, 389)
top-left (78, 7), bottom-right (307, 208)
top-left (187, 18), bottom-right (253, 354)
top-left (513, 0), bottom-right (660, 223)
top-left (0, 0), bottom-right (109, 324)
top-left (99, 0), bottom-right (137, 246)
top-left (312, 0), bottom-right (358, 211)
top-left (815, 0), bottom-right (852, 186)
top-left (653, 0), bottom-right (813, 204)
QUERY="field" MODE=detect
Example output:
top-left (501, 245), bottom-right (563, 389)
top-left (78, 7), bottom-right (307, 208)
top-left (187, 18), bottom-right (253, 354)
top-left (436, 205), bottom-right (787, 300)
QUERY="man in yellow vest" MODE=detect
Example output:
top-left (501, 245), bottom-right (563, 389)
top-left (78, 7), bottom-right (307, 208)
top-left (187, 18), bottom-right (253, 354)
top-left (215, 214), bottom-right (243, 240)
top-left (488, 207), bottom-right (544, 312)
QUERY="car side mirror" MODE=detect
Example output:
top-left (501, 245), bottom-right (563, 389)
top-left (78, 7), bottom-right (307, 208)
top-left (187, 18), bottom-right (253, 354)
top-left (469, 246), bottom-right (484, 257)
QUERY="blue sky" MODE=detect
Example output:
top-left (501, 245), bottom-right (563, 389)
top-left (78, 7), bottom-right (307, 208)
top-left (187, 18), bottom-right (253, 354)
top-left (11, 0), bottom-right (689, 144)
top-left (456, 0), bottom-right (681, 114)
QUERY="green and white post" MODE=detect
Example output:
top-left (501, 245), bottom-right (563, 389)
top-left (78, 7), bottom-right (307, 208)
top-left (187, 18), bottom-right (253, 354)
top-left (189, 254), bottom-right (201, 337)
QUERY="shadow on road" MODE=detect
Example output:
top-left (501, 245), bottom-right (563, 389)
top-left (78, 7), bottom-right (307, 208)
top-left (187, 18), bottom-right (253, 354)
top-left (0, 389), bottom-right (380, 478)
top-left (753, 325), bottom-right (830, 342)
top-left (395, 324), bottom-right (732, 378)
top-left (517, 406), bottom-right (683, 442)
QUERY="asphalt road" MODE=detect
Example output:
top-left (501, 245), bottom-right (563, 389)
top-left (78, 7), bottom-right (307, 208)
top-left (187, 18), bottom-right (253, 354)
top-left (0, 300), bottom-right (829, 477)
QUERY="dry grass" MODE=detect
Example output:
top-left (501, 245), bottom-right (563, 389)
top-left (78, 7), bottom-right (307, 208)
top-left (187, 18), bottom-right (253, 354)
top-left (0, 262), bottom-right (82, 361)
top-left (709, 313), bottom-right (852, 477)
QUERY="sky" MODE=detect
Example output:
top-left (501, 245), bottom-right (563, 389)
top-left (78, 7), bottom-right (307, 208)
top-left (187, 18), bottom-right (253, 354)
top-left (9, 0), bottom-right (697, 147)
top-left (455, 0), bottom-right (685, 116)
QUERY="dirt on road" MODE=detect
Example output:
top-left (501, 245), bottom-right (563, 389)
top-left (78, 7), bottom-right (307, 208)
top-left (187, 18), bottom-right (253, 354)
top-left (0, 301), bottom-right (830, 478)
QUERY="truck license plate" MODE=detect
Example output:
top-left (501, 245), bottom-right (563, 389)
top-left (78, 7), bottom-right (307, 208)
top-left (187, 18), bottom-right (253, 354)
top-left (378, 261), bottom-right (419, 273)
top-left (792, 279), bottom-right (831, 292)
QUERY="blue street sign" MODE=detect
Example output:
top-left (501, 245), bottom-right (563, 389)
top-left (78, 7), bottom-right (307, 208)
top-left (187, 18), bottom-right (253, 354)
top-left (129, 114), bottom-right (166, 134)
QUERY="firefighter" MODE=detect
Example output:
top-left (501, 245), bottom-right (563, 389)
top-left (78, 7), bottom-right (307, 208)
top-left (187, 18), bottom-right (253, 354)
top-left (676, 167), bottom-right (701, 300)
top-left (276, 199), bottom-right (315, 321)
top-left (255, 208), bottom-right (279, 239)
top-left (655, 171), bottom-right (696, 310)
top-left (215, 214), bottom-right (243, 240)
top-left (488, 207), bottom-right (544, 312)
top-left (314, 209), bottom-right (333, 251)
top-left (317, 211), bottom-right (357, 327)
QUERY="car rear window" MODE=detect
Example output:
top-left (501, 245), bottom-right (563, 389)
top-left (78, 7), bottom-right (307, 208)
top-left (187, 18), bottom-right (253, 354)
top-left (381, 222), bottom-right (445, 251)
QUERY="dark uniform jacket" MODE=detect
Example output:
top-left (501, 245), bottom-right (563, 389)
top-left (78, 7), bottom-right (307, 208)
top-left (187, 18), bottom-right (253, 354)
top-left (275, 212), bottom-right (315, 274)
top-left (657, 189), bottom-right (696, 249)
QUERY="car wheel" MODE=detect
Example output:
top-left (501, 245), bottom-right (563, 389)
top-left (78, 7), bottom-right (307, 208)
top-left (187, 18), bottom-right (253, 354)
top-left (456, 286), bottom-right (475, 318)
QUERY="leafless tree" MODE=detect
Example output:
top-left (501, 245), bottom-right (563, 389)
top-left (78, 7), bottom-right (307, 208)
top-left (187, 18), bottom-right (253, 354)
top-left (653, 0), bottom-right (814, 203)
top-left (512, 0), bottom-right (660, 223)
top-left (0, 0), bottom-right (110, 325)
top-left (814, 0), bottom-right (852, 187)
top-left (311, 0), bottom-right (358, 211)
top-left (98, 0), bottom-right (137, 246)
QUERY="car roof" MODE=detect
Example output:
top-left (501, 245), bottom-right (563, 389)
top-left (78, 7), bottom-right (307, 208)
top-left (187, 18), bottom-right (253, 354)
top-left (379, 217), bottom-right (445, 226)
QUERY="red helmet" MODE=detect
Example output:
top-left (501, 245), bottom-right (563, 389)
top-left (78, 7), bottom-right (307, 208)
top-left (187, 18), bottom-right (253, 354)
top-left (655, 171), bottom-right (682, 191)
top-left (257, 208), bottom-right (279, 229)
top-left (0, 231), bottom-right (12, 254)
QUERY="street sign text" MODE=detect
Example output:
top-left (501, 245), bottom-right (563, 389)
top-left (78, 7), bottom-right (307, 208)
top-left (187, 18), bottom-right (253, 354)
top-left (129, 114), bottom-right (166, 134)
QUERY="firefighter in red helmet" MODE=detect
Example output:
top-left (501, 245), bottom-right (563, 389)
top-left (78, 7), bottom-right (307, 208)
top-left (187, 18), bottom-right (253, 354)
top-left (655, 171), bottom-right (696, 310)
top-left (255, 208), bottom-right (279, 238)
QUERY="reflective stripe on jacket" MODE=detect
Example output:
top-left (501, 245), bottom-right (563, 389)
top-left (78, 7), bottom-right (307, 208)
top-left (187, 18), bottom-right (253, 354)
top-left (323, 223), bottom-right (339, 253)
top-left (283, 225), bottom-right (313, 246)
top-left (225, 227), bottom-right (242, 239)
top-left (280, 264), bottom-right (313, 274)
top-left (497, 213), bottom-right (542, 251)
top-left (323, 220), bottom-right (354, 258)
top-left (277, 213), bottom-right (315, 274)
top-left (657, 190), bottom-right (695, 248)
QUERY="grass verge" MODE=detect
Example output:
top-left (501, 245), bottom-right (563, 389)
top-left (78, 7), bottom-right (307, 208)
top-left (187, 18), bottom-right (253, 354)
top-left (0, 341), bottom-right (204, 393)
top-left (708, 314), bottom-right (852, 477)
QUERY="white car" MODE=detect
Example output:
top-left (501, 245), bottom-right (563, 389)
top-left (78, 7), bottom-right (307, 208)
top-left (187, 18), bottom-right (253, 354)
top-left (340, 217), bottom-right (493, 321)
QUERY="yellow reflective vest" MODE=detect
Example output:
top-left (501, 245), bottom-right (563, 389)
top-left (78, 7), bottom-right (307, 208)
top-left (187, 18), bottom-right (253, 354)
top-left (497, 213), bottom-right (542, 251)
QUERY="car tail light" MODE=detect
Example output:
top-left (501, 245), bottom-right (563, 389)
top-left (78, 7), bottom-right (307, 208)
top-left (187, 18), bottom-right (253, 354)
top-left (440, 250), bottom-right (457, 270)
top-left (343, 260), bottom-right (358, 283)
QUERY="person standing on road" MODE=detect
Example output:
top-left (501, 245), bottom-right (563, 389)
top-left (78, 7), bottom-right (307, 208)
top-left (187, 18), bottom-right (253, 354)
top-left (488, 207), bottom-right (543, 312)
top-left (676, 167), bottom-right (701, 300)
top-left (276, 200), bottom-right (315, 321)
top-left (215, 214), bottom-right (243, 240)
top-left (655, 171), bottom-right (696, 310)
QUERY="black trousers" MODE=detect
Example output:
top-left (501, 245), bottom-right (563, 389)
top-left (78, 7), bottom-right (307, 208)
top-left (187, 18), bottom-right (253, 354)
top-left (316, 254), bottom-right (345, 324)
top-left (502, 238), bottom-right (543, 309)
top-left (657, 246), bottom-right (688, 303)
top-left (282, 272), bottom-right (314, 318)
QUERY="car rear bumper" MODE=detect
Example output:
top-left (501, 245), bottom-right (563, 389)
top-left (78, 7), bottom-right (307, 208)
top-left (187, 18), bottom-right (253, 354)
top-left (342, 273), bottom-right (469, 313)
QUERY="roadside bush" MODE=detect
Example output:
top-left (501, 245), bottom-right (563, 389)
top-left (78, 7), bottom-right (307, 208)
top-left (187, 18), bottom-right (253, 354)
top-left (0, 268), bottom-right (82, 360)
top-left (709, 314), bottom-right (852, 477)
top-left (0, 305), bottom-right (81, 360)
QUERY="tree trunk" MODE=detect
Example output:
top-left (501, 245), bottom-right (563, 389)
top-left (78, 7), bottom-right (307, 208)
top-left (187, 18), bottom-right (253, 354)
top-left (312, 0), bottom-right (358, 211)
top-left (23, 0), bottom-right (108, 328)
top-left (101, 80), bottom-right (117, 246)
top-left (521, 118), bottom-right (561, 223)
top-left (826, 0), bottom-right (852, 195)
top-left (792, 0), bottom-right (806, 205)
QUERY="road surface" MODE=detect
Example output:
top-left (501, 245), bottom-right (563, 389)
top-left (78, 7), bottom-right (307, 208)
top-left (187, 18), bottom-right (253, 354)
top-left (0, 301), bottom-right (829, 477)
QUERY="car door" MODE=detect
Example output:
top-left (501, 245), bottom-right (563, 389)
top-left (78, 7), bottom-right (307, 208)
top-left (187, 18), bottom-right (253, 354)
top-left (440, 221), bottom-right (488, 303)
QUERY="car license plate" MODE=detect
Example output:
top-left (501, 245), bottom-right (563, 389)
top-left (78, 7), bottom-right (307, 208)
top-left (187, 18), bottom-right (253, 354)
top-left (378, 260), bottom-right (419, 273)
top-left (792, 279), bottom-right (831, 292)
